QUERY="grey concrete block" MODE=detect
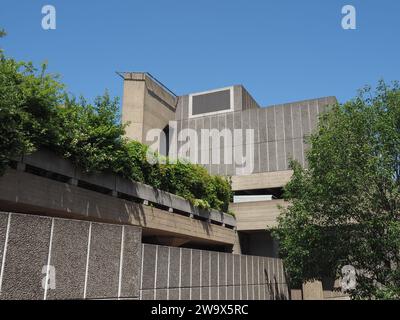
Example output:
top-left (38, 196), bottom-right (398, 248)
top-left (240, 255), bottom-right (247, 285)
top-left (120, 225), bottom-right (141, 298)
top-left (301, 104), bottom-right (311, 136)
top-left (291, 104), bottom-right (303, 139)
top-left (142, 244), bottom-right (156, 290)
top-left (275, 106), bottom-right (284, 141)
top-left (218, 253), bottom-right (226, 287)
top-left (181, 288), bottom-right (190, 300)
top-left (276, 140), bottom-right (286, 171)
top-left (218, 253), bottom-right (226, 300)
top-left (169, 247), bottom-right (180, 290)
top-left (249, 108), bottom-right (260, 144)
top-left (285, 139), bottom-right (294, 164)
top-left (191, 250), bottom-right (200, 288)
top-left (168, 288), bottom-right (180, 300)
top-left (1, 213), bottom-right (51, 300)
top-left (23, 149), bottom-right (75, 177)
top-left (258, 109), bottom-right (267, 143)
top-left (210, 251), bottom-right (218, 287)
top-left (156, 288), bottom-right (168, 300)
top-left (141, 289), bottom-right (154, 300)
top-left (283, 104), bottom-right (293, 140)
top-left (219, 286), bottom-right (226, 300)
top-left (86, 222), bottom-right (122, 299)
top-left (201, 251), bottom-right (210, 300)
top-left (47, 218), bottom-right (89, 300)
top-left (76, 170), bottom-right (116, 191)
top-left (241, 285), bottom-right (248, 300)
top-left (267, 141), bottom-right (277, 172)
top-left (309, 99), bottom-right (319, 132)
top-left (156, 245), bottom-right (169, 290)
top-left (226, 112), bottom-right (234, 135)
top-left (181, 248), bottom-right (191, 288)
top-left (210, 286), bottom-right (219, 300)
top-left (227, 285), bottom-right (234, 300)
top-left (266, 106), bottom-right (276, 142)
top-left (293, 138), bottom-right (304, 165)
top-left (234, 285), bottom-right (241, 300)
top-left (191, 287), bottom-right (200, 300)
top-left (226, 254), bottom-right (233, 286)
top-left (233, 111), bottom-right (242, 132)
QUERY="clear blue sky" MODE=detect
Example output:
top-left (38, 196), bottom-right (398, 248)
top-left (1, 0), bottom-right (399, 106)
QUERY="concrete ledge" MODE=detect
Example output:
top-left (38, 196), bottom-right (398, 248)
top-left (230, 199), bottom-right (288, 230)
top-left (18, 150), bottom-right (236, 229)
top-left (0, 169), bottom-right (236, 246)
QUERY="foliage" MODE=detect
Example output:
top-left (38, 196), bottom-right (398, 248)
top-left (0, 45), bottom-right (232, 212)
top-left (272, 81), bottom-right (400, 299)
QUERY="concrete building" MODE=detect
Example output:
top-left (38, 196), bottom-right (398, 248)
top-left (120, 72), bottom-right (337, 258)
top-left (0, 71), bottom-right (336, 300)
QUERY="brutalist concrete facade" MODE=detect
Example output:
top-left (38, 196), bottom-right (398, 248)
top-left (140, 244), bottom-right (289, 300)
top-left (0, 212), bottom-right (288, 300)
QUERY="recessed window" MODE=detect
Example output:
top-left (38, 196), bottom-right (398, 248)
top-left (189, 87), bottom-right (234, 118)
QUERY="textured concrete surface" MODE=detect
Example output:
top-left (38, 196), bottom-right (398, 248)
top-left (0, 212), bottom-right (142, 300)
top-left (47, 218), bottom-right (89, 299)
top-left (140, 244), bottom-right (289, 300)
top-left (1, 213), bottom-right (51, 300)
top-left (85, 223), bottom-right (122, 299)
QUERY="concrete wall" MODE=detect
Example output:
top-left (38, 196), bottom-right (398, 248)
top-left (140, 244), bottom-right (289, 300)
top-left (122, 72), bottom-right (176, 145)
top-left (0, 212), bottom-right (141, 300)
top-left (0, 212), bottom-right (289, 300)
top-left (176, 96), bottom-right (336, 176)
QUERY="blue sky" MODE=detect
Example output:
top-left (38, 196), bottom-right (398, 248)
top-left (1, 0), bottom-right (399, 106)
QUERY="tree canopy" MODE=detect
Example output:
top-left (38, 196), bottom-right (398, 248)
top-left (273, 81), bottom-right (400, 299)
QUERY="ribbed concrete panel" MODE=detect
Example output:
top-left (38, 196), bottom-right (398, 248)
top-left (201, 251), bottom-right (210, 300)
top-left (258, 109), bottom-right (267, 143)
top-left (138, 244), bottom-right (289, 301)
top-left (168, 247), bottom-right (180, 291)
top-left (120, 225), bottom-right (141, 299)
top-left (275, 106), bottom-right (285, 141)
top-left (259, 142), bottom-right (269, 172)
top-left (247, 256), bottom-right (254, 300)
top-left (210, 251), bottom-right (218, 300)
top-left (1, 213), bottom-right (51, 300)
top-left (309, 99), bottom-right (319, 132)
top-left (181, 248), bottom-right (191, 291)
top-left (233, 254), bottom-right (241, 299)
top-left (86, 223), bottom-right (122, 299)
top-left (191, 249), bottom-right (201, 300)
top-left (141, 244), bottom-right (156, 291)
top-left (218, 253), bottom-right (226, 300)
top-left (301, 103), bottom-right (311, 136)
top-left (276, 140), bottom-right (286, 171)
top-left (267, 106), bottom-right (276, 142)
top-left (156, 246), bottom-right (169, 292)
top-left (283, 104), bottom-right (293, 140)
top-left (268, 141), bottom-right (277, 172)
top-left (249, 108), bottom-right (259, 144)
top-left (240, 256), bottom-right (248, 300)
top-left (291, 104), bottom-right (303, 139)
top-left (226, 253), bottom-right (234, 300)
top-left (47, 218), bottom-right (89, 300)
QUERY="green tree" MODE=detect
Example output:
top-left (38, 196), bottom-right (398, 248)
top-left (272, 81), bottom-right (400, 299)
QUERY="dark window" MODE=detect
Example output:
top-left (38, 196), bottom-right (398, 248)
top-left (191, 89), bottom-right (231, 115)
